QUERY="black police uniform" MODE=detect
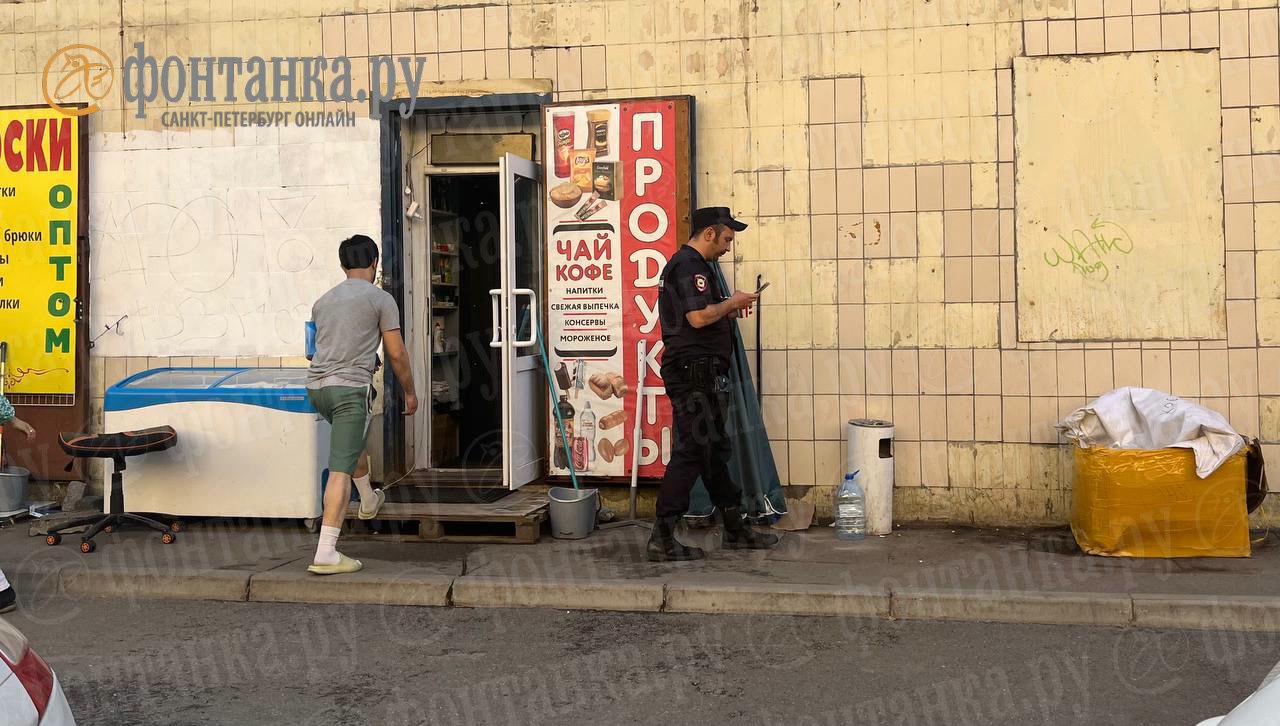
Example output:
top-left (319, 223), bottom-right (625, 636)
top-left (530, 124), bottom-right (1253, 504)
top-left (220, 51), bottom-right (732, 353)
top-left (655, 243), bottom-right (740, 518)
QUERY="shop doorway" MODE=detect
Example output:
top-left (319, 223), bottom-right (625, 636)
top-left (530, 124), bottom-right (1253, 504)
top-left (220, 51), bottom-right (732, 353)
top-left (412, 155), bottom-right (545, 490)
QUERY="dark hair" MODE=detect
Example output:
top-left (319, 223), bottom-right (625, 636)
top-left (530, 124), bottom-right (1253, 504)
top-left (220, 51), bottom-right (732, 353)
top-left (338, 234), bottom-right (379, 270)
top-left (690, 222), bottom-right (726, 241)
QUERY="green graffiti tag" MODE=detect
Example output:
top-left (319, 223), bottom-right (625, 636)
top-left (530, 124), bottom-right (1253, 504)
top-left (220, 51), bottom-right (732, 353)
top-left (1042, 217), bottom-right (1135, 282)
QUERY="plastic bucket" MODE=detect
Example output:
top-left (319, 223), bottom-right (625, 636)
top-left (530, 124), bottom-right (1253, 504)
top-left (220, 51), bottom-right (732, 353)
top-left (0, 466), bottom-right (29, 512)
top-left (548, 486), bottom-right (599, 540)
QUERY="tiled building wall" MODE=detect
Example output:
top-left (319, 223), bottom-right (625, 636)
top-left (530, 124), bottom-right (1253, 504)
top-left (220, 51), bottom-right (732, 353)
top-left (5, 0), bottom-right (1279, 524)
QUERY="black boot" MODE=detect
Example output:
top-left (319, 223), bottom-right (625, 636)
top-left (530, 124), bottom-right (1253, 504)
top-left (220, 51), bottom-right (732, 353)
top-left (0, 586), bottom-right (16, 614)
top-left (721, 507), bottom-right (780, 550)
top-left (647, 516), bottom-right (705, 562)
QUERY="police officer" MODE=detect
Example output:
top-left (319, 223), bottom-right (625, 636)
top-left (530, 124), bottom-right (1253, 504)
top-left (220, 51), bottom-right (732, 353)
top-left (649, 207), bottom-right (780, 561)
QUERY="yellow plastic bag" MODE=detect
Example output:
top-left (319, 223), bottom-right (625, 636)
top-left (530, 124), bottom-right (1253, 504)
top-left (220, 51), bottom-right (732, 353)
top-left (1071, 446), bottom-right (1250, 558)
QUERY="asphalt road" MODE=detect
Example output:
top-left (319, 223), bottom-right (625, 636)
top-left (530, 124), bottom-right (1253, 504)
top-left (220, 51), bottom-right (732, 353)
top-left (8, 596), bottom-right (1279, 725)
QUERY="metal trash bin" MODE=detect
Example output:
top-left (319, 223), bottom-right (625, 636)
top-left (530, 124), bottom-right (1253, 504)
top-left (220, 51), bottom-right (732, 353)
top-left (548, 487), bottom-right (599, 540)
top-left (0, 466), bottom-right (28, 512)
top-left (847, 419), bottom-right (894, 535)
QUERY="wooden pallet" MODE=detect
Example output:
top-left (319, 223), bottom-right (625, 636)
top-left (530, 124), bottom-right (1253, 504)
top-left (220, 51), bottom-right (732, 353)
top-left (342, 488), bottom-right (548, 544)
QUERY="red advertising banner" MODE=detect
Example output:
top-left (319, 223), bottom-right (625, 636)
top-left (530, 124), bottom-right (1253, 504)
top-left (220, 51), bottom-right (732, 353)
top-left (543, 97), bottom-right (691, 479)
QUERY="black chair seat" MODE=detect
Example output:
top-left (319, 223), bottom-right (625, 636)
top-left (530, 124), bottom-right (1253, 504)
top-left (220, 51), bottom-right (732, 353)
top-left (59, 427), bottom-right (177, 459)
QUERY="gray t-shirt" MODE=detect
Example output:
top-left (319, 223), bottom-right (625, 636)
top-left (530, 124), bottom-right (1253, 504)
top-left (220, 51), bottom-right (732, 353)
top-left (307, 278), bottom-right (401, 390)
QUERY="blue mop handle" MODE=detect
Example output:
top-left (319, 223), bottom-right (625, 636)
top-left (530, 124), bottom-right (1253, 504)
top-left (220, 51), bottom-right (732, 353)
top-left (537, 329), bottom-right (580, 491)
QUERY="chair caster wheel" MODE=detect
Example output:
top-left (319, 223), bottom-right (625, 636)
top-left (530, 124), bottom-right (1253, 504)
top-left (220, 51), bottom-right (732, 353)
top-left (102, 525), bottom-right (114, 534)
top-left (161, 532), bottom-right (177, 545)
top-left (45, 534), bottom-right (61, 546)
top-left (169, 521), bottom-right (182, 533)
top-left (304, 518), bottom-right (319, 533)
top-left (80, 540), bottom-right (96, 554)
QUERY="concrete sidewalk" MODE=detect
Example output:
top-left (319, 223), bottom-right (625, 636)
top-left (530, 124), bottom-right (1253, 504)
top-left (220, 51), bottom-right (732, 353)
top-left (3, 517), bottom-right (1279, 632)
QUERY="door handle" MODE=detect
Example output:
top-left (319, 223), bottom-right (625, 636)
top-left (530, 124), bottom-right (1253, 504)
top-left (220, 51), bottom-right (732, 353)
top-left (489, 289), bottom-right (502, 348)
top-left (513, 288), bottom-right (537, 348)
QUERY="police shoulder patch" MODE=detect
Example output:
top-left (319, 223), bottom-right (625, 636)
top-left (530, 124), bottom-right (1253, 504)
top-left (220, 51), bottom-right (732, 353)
top-left (693, 274), bottom-right (708, 292)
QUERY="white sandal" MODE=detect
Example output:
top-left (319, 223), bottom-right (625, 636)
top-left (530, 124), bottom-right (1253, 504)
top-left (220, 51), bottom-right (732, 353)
top-left (307, 552), bottom-right (363, 575)
top-left (358, 488), bottom-right (386, 520)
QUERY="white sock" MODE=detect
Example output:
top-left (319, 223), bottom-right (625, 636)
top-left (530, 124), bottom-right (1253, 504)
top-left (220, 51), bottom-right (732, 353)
top-left (0, 569), bottom-right (10, 591)
top-left (353, 473), bottom-right (376, 504)
top-left (313, 525), bottom-right (341, 566)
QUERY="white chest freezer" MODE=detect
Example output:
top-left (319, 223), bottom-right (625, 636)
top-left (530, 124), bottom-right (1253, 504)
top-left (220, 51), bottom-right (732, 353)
top-left (103, 368), bottom-right (330, 522)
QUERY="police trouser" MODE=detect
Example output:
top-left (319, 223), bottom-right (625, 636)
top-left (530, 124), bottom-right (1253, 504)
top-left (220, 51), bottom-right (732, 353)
top-left (656, 356), bottom-right (741, 518)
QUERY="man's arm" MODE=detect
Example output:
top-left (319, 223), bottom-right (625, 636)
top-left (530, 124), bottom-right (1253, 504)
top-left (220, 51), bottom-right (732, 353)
top-left (686, 291), bottom-right (758, 328)
top-left (381, 329), bottom-right (418, 415)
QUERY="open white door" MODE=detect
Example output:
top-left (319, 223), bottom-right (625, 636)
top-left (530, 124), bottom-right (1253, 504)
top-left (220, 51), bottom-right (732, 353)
top-left (498, 153), bottom-right (545, 489)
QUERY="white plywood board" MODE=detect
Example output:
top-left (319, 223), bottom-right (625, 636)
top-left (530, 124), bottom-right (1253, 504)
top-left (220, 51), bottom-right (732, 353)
top-left (88, 121), bottom-right (381, 357)
top-left (1014, 52), bottom-right (1226, 341)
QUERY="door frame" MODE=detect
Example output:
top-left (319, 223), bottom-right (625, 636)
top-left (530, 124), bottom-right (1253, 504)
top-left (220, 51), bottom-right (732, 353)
top-left (378, 94), bottom-right (551, 483)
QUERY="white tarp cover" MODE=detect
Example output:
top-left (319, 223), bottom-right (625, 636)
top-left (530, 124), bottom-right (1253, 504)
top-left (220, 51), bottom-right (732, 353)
top-left (1056, 387), bottom-right (1244, 479)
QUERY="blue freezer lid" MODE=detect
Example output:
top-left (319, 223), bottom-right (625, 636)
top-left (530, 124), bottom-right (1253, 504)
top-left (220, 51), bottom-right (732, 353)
top-left (105, 368), bottom-right (317, 413)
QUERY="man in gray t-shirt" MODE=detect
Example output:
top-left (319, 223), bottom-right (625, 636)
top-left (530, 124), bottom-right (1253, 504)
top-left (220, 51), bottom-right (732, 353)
top-left (305, 234), bottom-right (418, 575)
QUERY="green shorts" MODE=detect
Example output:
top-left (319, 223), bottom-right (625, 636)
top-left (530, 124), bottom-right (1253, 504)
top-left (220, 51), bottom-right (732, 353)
top-left (308, 386), bottom-right (372, 476)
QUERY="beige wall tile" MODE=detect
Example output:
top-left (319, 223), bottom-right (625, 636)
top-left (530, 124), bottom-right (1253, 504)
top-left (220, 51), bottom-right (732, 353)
top-left (1257, 204), bottom-right (1280, 250)
top-left (1161, 13), bottom-right (1190, 49)
top-left (1251, 8), bottom-right (1279, 55)
top-left (889, 167), bottom-right (916, 212)
top-left (918, 212), bottom-right (945, 256)
top-left (1105, 16), bottom-right (1134, 52)
top-left (1047, 19), bottom-right (1076, 54)
top-left (866, 304), bottom-right (892, 347)
top-left (1223, 58), bottom-right (1252, 108)
top-left (1025, 20), bottom-right (1048, 55)
top-left (1190, 11), bottom-right (1218, 49)
top-left (839, 350), bottom-right (866, 395)
top-left (894, 396), bottom-right (921, 441)
top-left (1170, 349), bottom-right (1201, 396)
top-left (944, 257), bottom-right (973, 303)
top-left (836, 169), bottom-right (864, 215)
top-left (1229, 203), bottom-right (1255, 250)
top-left (1031, 397), bottom-right (1060, 444)
top-left (946, 348), bottom-right (974, 394)
top-left (1133, 14), bottom-right (1161, 50)
top-left (867, 395), bottom-right (893, 421)
top-left (918, 349), bottom-right (947, 395)
top-left (835, 77), bottom-right (861, 123)
top-left (1142, 349), bottom-right (1172, 391)
top-left (1057, 349), bottom-right (1086, 396)
top-left (1224, 108), bottom-right (1253, 156)
top-left (889, 259), bottom-right (917, 303)
top-left (863, 168), bottom-right (889, 214)
top-left (892, 349), bottom-right (919, 394)
top-left (1230, 348), bottom-right (1260, 396)
top-left (1001, 350), bottom-right (1030, 395)
top-left (840, 304), bottom-right (868, 348)
top-left (1229, 300), bottom-right (1260, 348)
top-left (763, 395), bottom-right (789, 439)
top-left (918, 257), bottom-right (945, 303)
top-left (890, 304), bottom-right (919, 347)
top-left (1221, 9), bottom-right (1251, 57)
top-left (1258, 155), bottom-right (1280, 203)
top-left (896, 441), bottom-right (922, 487)
top-left (921, 441), bottom-right (949, 486)
top-left (1263, 348), bottom-right (1280, 394)
top-left (866, 349), bottom-right (892, 394)
top-left (1113, 349), bottom-right (1143, 388)
top-left (815, 441), bottom-right (842, 486)
top-left (1084, 349), bottom-right (1114, 396)
top-left (963, 255), bottom-right (994, 305)
top-left (1253, 57), bottom-right (1280, 107)
top-left (1105, 0), bottom-right (1133, 15)
top-left (810, 124), bottom-right (836, 169)
top-left (1029, 351), bottom-right (1058, 396)
top-left (1254, 107), bottom-right (1280, 154)
top-left (865, 212), bottom-right (890, 258)
top-left (1232, 396), bottom-right (1261, 438)
top-left (808, 77), bottom-right (836, 124)
top-left (1003, 397), bottom-right (1031, 443)
top-left (1262, 397), bottom-right (1280, 440)
top-left (918, 303), bottom-right (948, 348)
top-left (788, 394), bottom-right (815, 440)
top-left (814, 396), bottom-right (843, 440)
top-left (890, 213), bottom-right (918, 257)
top-left (943, 164), bottom-right (971, 210)
top-left (1224, 156), bottom-right (1253, 203)
top-left (975, 396), bottom-right (1003, 441)
top-left (948, 397), bottom-right (976, 440)
top-left (787, 350), bottom-right (815, 395)
top-left (974, 348), bottom-right (1002, 395)
top-left (1077, 18), bottom-right (1105, 52)
top-left (921, 395), bottom-right (948, 439)
top-left (1201, 349), bottom-right (1230, 396)
top-left (790, 441), bottom-right (816, 485)
top-left (814, 350), bottom-right (840, 395)
top-left (943, 210), bottom-right (972, 256)
top-left (948, 443), bottom-right (976, 487)
top-left (810, 169), bottom-right (837, 215)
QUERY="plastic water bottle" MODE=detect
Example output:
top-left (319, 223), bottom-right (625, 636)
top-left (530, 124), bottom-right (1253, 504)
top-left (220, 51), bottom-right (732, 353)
top-left (835, 471), bottom-right (866, 541)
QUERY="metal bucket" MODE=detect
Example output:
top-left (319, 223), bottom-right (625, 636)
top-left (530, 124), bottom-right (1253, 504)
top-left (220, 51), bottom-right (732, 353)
top-left (0, 466), bottom-right (28, 512)
top-left (548, 486), bottom-right (599, 540)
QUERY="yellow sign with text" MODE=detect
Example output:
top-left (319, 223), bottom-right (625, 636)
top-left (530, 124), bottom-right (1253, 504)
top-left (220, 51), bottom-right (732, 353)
top-left (0, 108), bottom-right (79, 396)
